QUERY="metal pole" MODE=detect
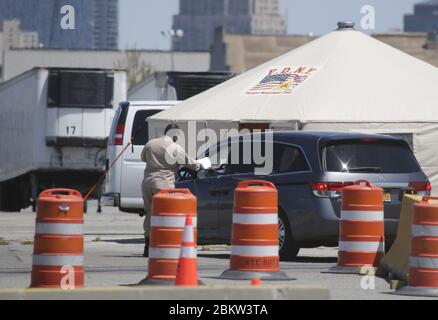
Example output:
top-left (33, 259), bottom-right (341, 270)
top-left (171, 46), bottom-right (175, 72)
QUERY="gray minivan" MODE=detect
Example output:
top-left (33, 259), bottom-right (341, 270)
top-left (176, 131), bottom-right (431, 260)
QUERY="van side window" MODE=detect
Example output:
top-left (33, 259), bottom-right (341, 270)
top-left (273, 143), bottom-right (309, 173)
top-left (131, 110), bottom-right (161, 145)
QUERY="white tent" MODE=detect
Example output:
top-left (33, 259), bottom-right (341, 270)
top-left (149, 24), bottom-right (438, 193)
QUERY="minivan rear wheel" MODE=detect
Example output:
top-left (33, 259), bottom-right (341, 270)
top-left (278, 210), bottom-right (300, 261)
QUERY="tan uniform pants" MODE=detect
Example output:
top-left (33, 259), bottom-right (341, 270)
top-left (142, 185), bottom-right (161, 239)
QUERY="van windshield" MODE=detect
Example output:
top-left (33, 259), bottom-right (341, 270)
top-left (322, 140), bottom-right (421, 174)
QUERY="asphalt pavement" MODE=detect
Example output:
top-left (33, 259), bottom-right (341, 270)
top-left (0, 201), bottom-right (434, 300)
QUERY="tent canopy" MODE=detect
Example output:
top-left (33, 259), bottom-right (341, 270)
top-left (150, 28), bottom-right (438, 123)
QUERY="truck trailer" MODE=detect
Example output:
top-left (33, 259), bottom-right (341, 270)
top-left (0, 67), bottom-right (127, 211)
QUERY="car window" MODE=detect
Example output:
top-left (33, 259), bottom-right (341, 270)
top-left (273, 143), bottom-right (309, 173)
top-left (205, 140), bottom-right (230, 168)
top-left (131, 110), bottom-right (162, 145)
top-left (226, 140), bottom-right (254, 174)
top-left (322, 140), bottom-right (421, 173)
top-left (207, 139), bottom-right (310, 175)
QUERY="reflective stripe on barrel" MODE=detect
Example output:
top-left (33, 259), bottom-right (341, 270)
top-left (151, 216), bottom-right (198, 228)
top-left (35, 223), bottom-right (83, 235)
top-left (231, 245), bottom-right (279, 256)
top-left (341, 210), bottom-right (384, 221)
top-left (33, 255), bottom-right (84, 266)
top-left (149, 247), bottom-right (181, 259)
top-left (409, 197), bottom-right (438, 288)
top-left (339, 241), bottom-right (385, 252)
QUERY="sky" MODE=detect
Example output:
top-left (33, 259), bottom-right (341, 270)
top-left (119, 0), bottom-right (422, 50)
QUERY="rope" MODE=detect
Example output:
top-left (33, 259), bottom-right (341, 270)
top-left (83, 139), bottom-right (132, 202)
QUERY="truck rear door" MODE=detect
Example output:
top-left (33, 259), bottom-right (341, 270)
top-left (46, 69), bottom-right (114, 149)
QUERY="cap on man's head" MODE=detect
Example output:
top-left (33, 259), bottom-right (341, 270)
top-left (164, 123), bottom-right (179, 135)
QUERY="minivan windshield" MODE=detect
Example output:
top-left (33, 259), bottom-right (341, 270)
top-left (322, 140), bottom-right (421, 174)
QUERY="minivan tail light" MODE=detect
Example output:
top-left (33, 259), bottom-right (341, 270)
top-left (111, 103), bottom-right (129, 146)
top-left (310, 182), bottom-right (354, 198)
top-left (409, 181), bottom-right (432, 193)
top-left (114, 124), bottom-right (124, 145)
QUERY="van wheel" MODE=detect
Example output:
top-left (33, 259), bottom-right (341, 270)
top-left (278, 210), bottom-right (300, 261)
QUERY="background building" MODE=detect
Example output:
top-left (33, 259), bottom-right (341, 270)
top-left (211, 28), bottom-right (438, 73)
top-left (404, 0), bottom-right (438, 32)
top-left (93, 0), bottom-right (119, 49)
top-left (172, 0), bottom-right (286, 51)
top-left (1, 49), bottom-right (210, 84)
top-left (0, 20), bottom-right (40, 52)
top-left (0, 0), bottom-right (118, 49)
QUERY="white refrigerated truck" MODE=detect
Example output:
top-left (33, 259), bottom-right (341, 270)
top-left (0, 67), bottom-right (127, 211)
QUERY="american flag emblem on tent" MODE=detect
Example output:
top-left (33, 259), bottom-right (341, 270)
top-left (246, 66), bottom-right (318, 95)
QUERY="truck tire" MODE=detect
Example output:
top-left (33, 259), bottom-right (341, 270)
top-left (2, 185), bottom-right (21, 212)
top-left (278, 210), bottom-right (300, 261)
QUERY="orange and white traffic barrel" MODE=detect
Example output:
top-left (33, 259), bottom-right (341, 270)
top-left (329, 180), bottom-right (385, 274)
top-left (139, 189), bottom-right (197, 285)
top-left (396, 196), bottom-right (438, 297)
top-left (219, 180), bottom-right (291, 280)
top-left (30, 189), bottom-right (84, 288)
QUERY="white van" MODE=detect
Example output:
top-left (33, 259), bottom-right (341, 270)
top-left (102, 101), bottom-right (180, 212)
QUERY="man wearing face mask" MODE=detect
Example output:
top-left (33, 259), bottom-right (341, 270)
top-left (140, 123), bottom-right (200, 257)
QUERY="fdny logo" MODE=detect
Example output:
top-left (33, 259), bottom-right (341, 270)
top-left (245, 66), bottom-right (319, 95)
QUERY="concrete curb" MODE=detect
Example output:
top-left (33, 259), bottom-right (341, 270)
top-left (0, 284), bottom-right (330, 300)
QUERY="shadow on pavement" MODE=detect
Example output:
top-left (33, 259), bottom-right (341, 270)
top-left (291, 256), bottom-right (337, 263)
top-left (198, 253), bottom-right (230, 260)
top-left (101, 238), bottom-right (145, 244)
top-left (198, 253), bottom-right (337, 264)
top-left (98, 240), bottom-right (337, 263)
top-left (102, 255), bottom-right (145, 258)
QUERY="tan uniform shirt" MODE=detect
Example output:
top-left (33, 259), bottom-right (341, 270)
top-left (141, 135), bottom-right (199, 189)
